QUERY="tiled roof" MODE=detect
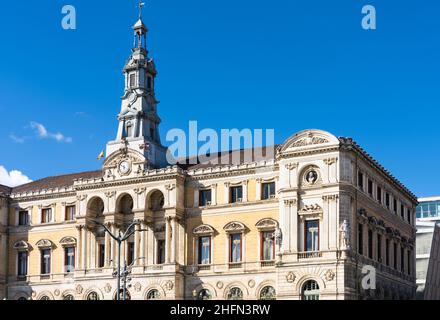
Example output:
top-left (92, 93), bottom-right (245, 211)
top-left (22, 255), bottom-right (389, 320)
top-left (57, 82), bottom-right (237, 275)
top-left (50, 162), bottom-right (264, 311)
top-left (0, 184), bottom-right (11, 195)
top-left (11, 170), bottom-right (102, 194)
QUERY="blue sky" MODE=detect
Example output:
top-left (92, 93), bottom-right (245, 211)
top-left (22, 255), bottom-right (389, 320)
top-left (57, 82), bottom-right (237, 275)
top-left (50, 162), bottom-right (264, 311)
top-left (0, 0), bottom-right (438, 197)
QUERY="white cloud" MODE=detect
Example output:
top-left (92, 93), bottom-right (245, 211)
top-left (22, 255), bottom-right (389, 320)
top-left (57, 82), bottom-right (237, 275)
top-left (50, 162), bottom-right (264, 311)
top-left (30, 121), bottom-right (72, 143)
top-left (0, 165), bottom-right (32, 187)
top-left (9, 134), bottom-right (26, 144)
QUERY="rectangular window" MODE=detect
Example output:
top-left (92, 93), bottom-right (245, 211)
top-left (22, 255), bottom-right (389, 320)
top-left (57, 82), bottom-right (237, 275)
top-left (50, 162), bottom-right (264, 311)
top-left (41, 249), bottom-right (51, 275)
top-left (147, 76), bottom-right (153, 90)
top-left (305, 220), bottom-right (319, 252)
top-left (230, 186), bottom-right (243, 203)
top-left (393, 199), bottom-right (397, 213)
top-left (393, 243), bottom-right (397, 270)
top-left (18, 211), bottom-right (29, 226)
top-left (358, 224), bottom-right (363, 255)
top-left (98, 244), bottom-right (105, 268)
top-left (368, 229), bottom-right (373, 259)
top-left (199, 189), bottom-right (212, 207)
top-left (65, 205), bottom-right (75, 221)
top-left (407, 209), bottom-right (411, 224)
top-left (65, 247), bottom-right (75, 272)
top-left (358, 172), bottom-right (364, 190)
top-left (262, 182), bottom-right (276, 200)
top-left (407, 251), bottom-right (411, 275)
top-left (368, 179), bottom-right (373, 196)
top-left (198, 236), bottom-right (211, 265)
top-left (230, 234), bottom-right (242, 263)
top-left (41, 208), bottom-right (52, 224)
top-left (386, 239), bottom-right (390, 266)
top-left (17, 252), bottom-right (28, 277)
top-left (157, 240), bottom-right (165, 264)
top-left (386, 193), bottom-right (390, 209)
top-left (377, 186), bottom-right (382, 203)
top-left (401, 204), bottom-right (405, 219)
top-left (127, 242), bottom-right (134, 266)
top-left (129, 73), bottom-right (136, 87)
top-left (261, 231), bottom-right (275, 261)
top-left (377, 234), bottom-right (382, 262)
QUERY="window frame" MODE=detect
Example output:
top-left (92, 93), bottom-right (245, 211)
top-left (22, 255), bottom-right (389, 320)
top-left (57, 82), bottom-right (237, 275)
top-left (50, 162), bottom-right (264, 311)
top-left (260, 230), bottom-right (275, 261)
top-left (197, 236), bottom-right (212, 265)
top-left (40, 248), bottom-right (51, 275)
top-left (64, 246), bottom-right (75, 273)
top-left (65, 205), bottom-right (76, 221)
top-left (230, 186), bottom-right (243, 204)
top-left (261, 182), bottom-right (276, 200)
top-left (199, 189), bottom-right (212, 207)
top-left (229, 233), bottom-right (243, 263)
top-left (304, 219), bottom-right (320, 252)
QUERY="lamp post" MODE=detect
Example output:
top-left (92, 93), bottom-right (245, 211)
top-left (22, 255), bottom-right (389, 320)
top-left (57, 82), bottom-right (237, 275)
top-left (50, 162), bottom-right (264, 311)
top-left (90, 219), bottom-right (146, 300)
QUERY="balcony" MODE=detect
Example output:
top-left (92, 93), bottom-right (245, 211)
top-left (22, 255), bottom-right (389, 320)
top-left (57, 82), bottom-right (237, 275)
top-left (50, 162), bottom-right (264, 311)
top-left (228, 262), bottom-right (243, 269)
top-left (298, 251), bottom-right (323, 259)
top-left (198, 265), bottom-right (211, 271)
top-left (260, 260), bottom-right (275, 267)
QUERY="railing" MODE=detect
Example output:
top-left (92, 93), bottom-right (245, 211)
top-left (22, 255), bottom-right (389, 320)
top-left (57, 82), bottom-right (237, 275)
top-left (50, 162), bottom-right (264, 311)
top-left (260, 260), bottom-right (275, 267)
top-left (228, 262), bottom-right (243, 269)
top-left (298, 251), bottom-right (323, 259)
top-left (198, 265), bottom-right (211, 271)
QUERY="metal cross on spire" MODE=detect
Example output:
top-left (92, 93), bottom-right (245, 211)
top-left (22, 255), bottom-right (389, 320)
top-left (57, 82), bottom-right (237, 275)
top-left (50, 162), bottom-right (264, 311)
top-left (138, 0), bottom-right (146, 19)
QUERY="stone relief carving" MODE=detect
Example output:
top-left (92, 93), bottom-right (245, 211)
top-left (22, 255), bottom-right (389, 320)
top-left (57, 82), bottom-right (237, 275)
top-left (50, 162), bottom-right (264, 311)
top-left (325, 269), bottom-right (336, 282)
top-left (76, 195), bottom-right (87, 202)
top-left (104, 283), bottom-right (112, 293)
top-left (248, 280), bottom-right (256, 288)
top-left (216, 281), bottom-right (224, 289)
top-left (193, 224), bottom-right (215, 235)
top-left (134, 282), bottom-right (142, 292)
top-left (76, 285), bottom-right (83, 294)
top-left (286, 272), bottom-right (296, 283)
top-left (105, 191), bottom-right (116, 198)
top-left (299, 204), bottom-right (322, 213)
top-left (223, 221), bottom-right (246, 233)
top-left (54, 289), bottom-right (60, 297)
top-left (164, 281), bottom-right (174, 291)
top-left (291, 133), bottom-right (329, 148)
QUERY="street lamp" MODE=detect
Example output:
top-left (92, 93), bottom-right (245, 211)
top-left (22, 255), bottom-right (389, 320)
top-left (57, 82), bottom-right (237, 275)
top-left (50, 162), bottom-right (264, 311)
top-left (90, 219), bottom-right (146, 300)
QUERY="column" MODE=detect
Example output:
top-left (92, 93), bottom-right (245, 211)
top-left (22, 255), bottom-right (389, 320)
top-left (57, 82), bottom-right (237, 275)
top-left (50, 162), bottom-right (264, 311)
top-left (242, 180), bottom-right (248, 202)
top-left (224, 183), bottom-right (230, 204)
top-left (255, 179), bottom-right (262, 201)
top-left (171, 217), bottom-right (177, 263)
top-left (76, 225), bottom-right (82, 270)
top-left (110, 224), bottom-right (116, 267)
top-left (291, 200), bottom-right (298, 252)
top-left (89, 232), bottom-right (95, 269)
top-left (140, 221), bottom-right (146, 265)
top-left (147, 227), bottom-right (154, 265)
top-left (104, 227), bottom-right (110, 267)
top-left (193, 188), bottom-right (199, 207)
top-left (165, 217), bottom-right (171, 263)
top-left (134, 223), bottom-right (140, 265)
top-left (81, 227), bottom-right (88, 270)
top-left (212, 184), bottom-right (217, 206)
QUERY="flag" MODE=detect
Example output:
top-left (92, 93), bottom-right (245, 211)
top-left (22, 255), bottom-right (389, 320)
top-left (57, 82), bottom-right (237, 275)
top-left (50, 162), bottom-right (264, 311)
top-left (97, 150), bottom-right (105, 161)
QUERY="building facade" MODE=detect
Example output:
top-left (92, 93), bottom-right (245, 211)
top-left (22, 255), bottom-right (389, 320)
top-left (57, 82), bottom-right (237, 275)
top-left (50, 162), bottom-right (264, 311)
top-left (416, 197), bottom-right (440, 299)
top-left (0, 13), bottom-right (418, 301)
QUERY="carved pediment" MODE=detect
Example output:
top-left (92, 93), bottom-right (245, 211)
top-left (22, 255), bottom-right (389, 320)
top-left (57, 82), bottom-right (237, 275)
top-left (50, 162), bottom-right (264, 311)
top-left (13, 240), bottom-right (30, 251)
top-left (299, 204), bottom-right (323, 213)
top-left (193, 224), bottom-right (215, 235)
top-left (279, 129), bottom-right (339, 153)
top-left (36, 239), bottom-right (54, 249)
top-left (60, 236), bottom-right (77, 246)
top-left (255, 218), bottom-right (278, 230)
top-left (223, 221), bottom-right (246, 233)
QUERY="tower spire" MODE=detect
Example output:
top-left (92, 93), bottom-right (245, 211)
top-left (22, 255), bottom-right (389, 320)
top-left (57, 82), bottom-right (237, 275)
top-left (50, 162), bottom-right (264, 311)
top-left (138, 0), bottom-right (145, 20)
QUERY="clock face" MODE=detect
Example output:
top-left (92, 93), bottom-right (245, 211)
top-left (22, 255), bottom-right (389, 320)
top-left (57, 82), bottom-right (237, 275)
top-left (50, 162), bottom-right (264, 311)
top-left (118, 160), bottom-right (131, 174)
top-left (128, 92), bottom-right (137, 104)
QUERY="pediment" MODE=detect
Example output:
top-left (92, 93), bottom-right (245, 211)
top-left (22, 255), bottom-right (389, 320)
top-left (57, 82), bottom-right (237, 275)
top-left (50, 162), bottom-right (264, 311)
top-left (193, 224), bottom-right (215, 235)
top-left (36, 239), bottom-right (54, 249)
top-left (279, 129), bottom-right (339, 153)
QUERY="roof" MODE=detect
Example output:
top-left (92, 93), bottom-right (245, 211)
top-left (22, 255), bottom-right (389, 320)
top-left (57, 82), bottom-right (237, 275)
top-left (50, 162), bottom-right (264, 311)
top-left (176, 145), bottom-right (278, 170)
top-left (0, 184), bottom-right (11, 196)
top-left (11, 170), bottom-right (102, 195)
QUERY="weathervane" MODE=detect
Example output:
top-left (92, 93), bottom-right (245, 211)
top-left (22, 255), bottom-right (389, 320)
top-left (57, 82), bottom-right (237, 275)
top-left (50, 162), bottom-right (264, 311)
top-left (138, 0), bottom-right (146, 19)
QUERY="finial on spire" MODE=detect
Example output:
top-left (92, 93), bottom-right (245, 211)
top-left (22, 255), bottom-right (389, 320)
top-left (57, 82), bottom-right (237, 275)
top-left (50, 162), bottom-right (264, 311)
top-left (138, 0), bottom-right (146, 19)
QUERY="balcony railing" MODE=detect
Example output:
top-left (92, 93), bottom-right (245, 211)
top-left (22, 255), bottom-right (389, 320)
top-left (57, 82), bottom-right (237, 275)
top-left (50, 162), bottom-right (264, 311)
top-left (298, 251), bottom-right (323, 259)
top-left (260, 260), bottom-right (275, 267)
top-left (198, 265), bottom-right (211, 271)
top-left (229, 262), bottom-right (243, 269)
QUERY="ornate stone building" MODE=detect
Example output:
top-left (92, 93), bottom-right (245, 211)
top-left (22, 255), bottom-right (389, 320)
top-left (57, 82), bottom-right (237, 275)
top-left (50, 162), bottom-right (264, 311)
top-left (0, 13), bottom-right (418, 301)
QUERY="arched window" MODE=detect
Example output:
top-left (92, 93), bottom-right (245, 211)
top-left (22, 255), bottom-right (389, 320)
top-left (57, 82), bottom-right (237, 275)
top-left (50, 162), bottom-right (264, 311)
top-left (146, 289), bottom-right (161, 300)
top-left (197, 289), bottom-right (212, 300)
top-left (227, 287), bottom-right (243, 300)
top-left (301, 280), bottom-right (320, 300)
top-left (114, 289), bottom-right (131, 300)
top-left (149, 191), bottom-right (164, 211)
top-left (259, 286), bottom-right (276, 300)
top-left (87, 292), bottom-right (99, 301)
top-left (39, 296), bottom-right (50, 301)
top-left (63, 294), bottom-right (74, 301)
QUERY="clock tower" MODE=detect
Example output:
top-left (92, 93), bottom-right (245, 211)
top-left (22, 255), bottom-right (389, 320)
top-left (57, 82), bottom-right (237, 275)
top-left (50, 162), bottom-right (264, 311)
top-left (105, 6), bottom-right (168, 170)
